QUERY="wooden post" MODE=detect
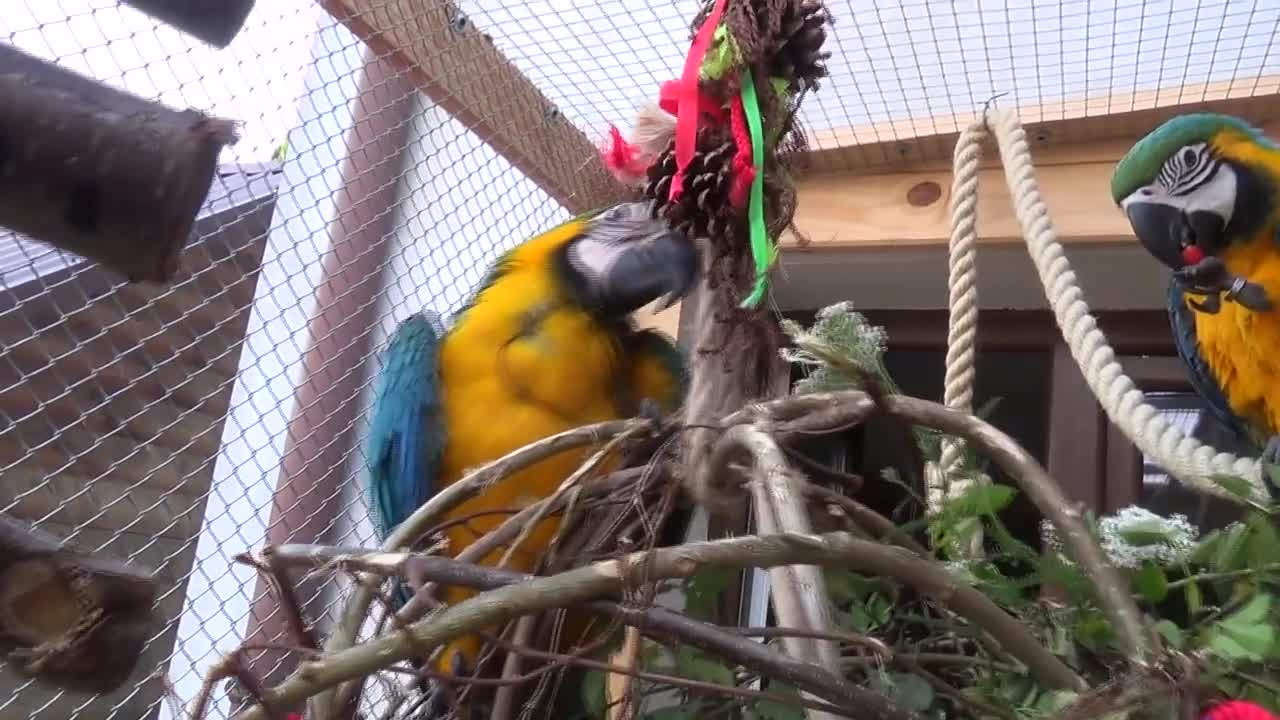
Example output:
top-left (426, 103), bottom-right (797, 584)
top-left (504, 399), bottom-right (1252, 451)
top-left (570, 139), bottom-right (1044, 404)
top-left (119, 0), bottom-right (257, 48)
top-left (0, 44), bottom-right (238, 284)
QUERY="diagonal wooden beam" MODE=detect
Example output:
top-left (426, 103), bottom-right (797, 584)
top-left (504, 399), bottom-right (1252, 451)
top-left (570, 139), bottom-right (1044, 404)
top-left (318, 0), bottom-right (626, 215)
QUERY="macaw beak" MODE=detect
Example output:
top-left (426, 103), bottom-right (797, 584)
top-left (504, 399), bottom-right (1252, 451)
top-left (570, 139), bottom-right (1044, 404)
top-left (1123, 201), bottom-right (1225, 271)
top-left (599, 228), bottom-right (699, 317)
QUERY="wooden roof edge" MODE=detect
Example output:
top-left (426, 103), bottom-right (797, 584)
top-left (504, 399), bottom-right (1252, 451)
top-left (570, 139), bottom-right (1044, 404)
top-left (801, 74), bottom-right (1280, 175)
top-left (317, 0), bottom-right (626, 215)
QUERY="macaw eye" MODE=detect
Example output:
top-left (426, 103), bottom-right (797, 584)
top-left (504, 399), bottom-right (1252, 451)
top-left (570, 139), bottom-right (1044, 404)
top-left (1182, 148), bottom-right (1198, 166)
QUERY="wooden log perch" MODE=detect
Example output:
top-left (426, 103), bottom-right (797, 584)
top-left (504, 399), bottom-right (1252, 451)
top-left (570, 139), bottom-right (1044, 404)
top-left (120, 0), bottom-right (257, 49)
top-left (0, 44), bottom-right (240, 284)
top-left (0, 514), bottom-right (159, 695)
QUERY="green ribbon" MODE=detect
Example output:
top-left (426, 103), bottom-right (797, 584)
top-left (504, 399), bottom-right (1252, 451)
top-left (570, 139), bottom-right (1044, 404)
top-left (739, 67), bottom-right (774, 309)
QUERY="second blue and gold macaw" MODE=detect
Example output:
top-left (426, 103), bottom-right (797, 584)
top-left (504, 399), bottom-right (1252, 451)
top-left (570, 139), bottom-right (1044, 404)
top-left (365, 201), bottom-right (696, 676)
top-left (1112, 113), bottom-right (1280, 495)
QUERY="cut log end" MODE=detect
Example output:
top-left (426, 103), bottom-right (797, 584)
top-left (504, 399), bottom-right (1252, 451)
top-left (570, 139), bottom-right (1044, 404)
top-left (0, 44), bottom-right (242, 285)
top-left (0, 515), bottom-right (158, 695)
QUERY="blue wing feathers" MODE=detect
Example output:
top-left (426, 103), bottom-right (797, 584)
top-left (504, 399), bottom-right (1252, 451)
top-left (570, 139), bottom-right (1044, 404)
top-left (367, 312), bottom-right (446, 542)
top-left (1166, 280), bottom-right (1254, 446)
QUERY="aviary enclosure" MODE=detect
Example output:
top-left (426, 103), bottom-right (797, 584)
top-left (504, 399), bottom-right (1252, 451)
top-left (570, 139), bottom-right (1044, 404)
top-left (0, 1), bottom-right (1278, 719)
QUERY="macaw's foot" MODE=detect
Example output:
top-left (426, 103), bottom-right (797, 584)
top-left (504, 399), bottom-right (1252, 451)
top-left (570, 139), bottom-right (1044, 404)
top-left (1174, 257), bottom-right (1273, 313)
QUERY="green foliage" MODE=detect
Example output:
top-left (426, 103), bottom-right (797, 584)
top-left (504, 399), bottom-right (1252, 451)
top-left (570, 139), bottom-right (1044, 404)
top-left (621, 311), bottom-right (1280, 719)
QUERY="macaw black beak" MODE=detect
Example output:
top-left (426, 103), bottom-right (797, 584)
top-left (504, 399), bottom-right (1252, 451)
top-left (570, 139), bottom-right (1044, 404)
top-left (1124, 202), bottom-right (1225, 271)
top-left (599, 229), bottom-right (700, 317)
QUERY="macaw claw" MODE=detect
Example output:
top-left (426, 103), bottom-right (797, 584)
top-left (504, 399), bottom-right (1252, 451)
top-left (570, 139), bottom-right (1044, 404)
top-left (1174, 256), bottom-right (1273, 313)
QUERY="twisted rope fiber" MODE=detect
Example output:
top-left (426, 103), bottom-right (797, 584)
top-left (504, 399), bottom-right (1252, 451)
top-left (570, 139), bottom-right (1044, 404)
top-left (937, 123), bottom-right (986, 484)
top-left (941, 108), bottom-right (1268, 502)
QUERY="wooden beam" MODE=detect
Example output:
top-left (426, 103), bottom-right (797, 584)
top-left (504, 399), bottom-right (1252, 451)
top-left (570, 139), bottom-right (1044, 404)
top-left (804, 75), bottom-right (1280, 174)
top-left (318, 0), bottom-right (625, 215)
top-left (788, 119), bottom-right (1280, 249)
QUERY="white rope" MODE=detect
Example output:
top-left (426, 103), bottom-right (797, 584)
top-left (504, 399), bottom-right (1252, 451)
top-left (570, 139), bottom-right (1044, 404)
top-left (940, 108), bottom-right (1269, 504)
top-left (927, 124), bottom-right (988, 516)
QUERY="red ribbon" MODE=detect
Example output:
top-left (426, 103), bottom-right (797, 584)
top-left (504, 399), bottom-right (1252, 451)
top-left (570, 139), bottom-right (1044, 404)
top-left (668, 0), bottom-right (730, 201)
top-left (601, 124), bottom-right (648, 182)
top-left (727, 94), bottom-right (755, 208)
top-left (659, 80), bottom-right (727, 124)
top-left (1204, 701), bottom-right (1280, 720)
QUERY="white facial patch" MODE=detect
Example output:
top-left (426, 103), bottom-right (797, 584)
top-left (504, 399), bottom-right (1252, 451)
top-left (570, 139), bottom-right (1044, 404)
top-left (1120, 141), bottom-right (1237, 226)
top-left (567, 201), bottom-right (665, 287)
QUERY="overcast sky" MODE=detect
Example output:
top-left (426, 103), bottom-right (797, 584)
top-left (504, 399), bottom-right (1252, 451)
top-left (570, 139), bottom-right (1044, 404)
top-left (2, 0), bottom-right (322, 163)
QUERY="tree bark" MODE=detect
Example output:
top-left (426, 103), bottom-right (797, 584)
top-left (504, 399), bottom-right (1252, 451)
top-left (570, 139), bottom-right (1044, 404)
top-left (120, 0), bottom-right (257, 49)
top-left (0, 44), bottom-right (238, 284)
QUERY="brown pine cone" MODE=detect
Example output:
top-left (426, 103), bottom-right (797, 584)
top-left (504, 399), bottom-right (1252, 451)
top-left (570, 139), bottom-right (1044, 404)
top-left (768, 0), bottom-right (831, 88)
top-left (643, 130), bottom-right (737, 240)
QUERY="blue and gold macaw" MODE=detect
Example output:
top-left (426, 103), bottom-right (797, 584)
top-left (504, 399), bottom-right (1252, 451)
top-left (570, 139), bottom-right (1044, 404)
top-left (365, 201), bottom-right (696, 675)
top-left (1112, 113), bottom-right (1280, 491)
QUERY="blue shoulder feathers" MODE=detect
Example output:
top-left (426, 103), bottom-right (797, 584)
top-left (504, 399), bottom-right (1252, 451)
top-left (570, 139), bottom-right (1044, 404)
top-left (366, 311), bottom-right (447, 542)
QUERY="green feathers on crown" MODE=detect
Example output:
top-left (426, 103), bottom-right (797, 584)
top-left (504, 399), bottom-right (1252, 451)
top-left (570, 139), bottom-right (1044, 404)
top-left (1110, 113), bottom-right (1272, 204)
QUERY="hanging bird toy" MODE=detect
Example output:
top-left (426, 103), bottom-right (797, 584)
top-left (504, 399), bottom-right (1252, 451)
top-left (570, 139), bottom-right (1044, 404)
top-left (601, 0), bottom-right (831, 309)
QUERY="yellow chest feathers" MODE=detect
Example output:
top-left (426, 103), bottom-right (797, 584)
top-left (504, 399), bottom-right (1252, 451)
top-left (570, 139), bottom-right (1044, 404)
top-left (1193, 239), bottom-right (1280, 433)
top-left (435, 230), bottom-right (626, 483)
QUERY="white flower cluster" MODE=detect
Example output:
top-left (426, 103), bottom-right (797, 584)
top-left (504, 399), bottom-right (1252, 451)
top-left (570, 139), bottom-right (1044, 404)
top-left (779, 301), bottom-right (892, 394)
top-left (1040, 506), bottom-right (1200, 569)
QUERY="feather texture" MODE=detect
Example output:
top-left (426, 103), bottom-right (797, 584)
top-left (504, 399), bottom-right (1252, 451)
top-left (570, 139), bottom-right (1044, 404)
top-left (1167, 279), bottom-right (1256, 447)
top-left (366, 311), bottom-right (446, 605)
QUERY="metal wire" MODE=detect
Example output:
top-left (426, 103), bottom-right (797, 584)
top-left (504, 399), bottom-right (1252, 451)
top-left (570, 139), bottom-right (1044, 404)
top-left (0, 0), bottom-right (1277, 718)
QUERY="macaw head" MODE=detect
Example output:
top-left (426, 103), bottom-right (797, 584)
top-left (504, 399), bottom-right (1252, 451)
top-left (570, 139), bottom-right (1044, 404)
top-left (1111, 113), bottom-right (1279, 270)
top-left (556, 201), bottom-right (699, 318)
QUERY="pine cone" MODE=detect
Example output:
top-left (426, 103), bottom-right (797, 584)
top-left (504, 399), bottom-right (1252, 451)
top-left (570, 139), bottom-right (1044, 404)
top-left (769, 0), bottom-right (831, 88)
top-left (643, 130), bottom-right (736, 240)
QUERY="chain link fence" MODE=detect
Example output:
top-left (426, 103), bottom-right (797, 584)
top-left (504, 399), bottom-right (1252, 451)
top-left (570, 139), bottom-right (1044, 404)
top-left (1, 0), bottom-right (1278, 719)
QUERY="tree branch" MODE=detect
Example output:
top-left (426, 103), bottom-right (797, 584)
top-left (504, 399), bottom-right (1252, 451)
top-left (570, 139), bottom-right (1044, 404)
top-left (712, 423), bottom-right (843, 720)
top-left (316, 419), bottom-right (645, 716)
top-left (235, 531), bottom-right (1083, 720)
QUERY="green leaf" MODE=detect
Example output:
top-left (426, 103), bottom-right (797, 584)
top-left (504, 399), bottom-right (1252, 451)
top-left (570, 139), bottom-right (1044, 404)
top-left (1211, 473), bottom-right (1258, 500)
top-left (1223, 593), bottom-right (1273, 626)
top-left (751, 683), bottom-right (805, 720)
top-left (673, 647), bottom-right (734, 686)
top-left (1115, 520), bottom-right (1175, 547)
top-left (879, 672), bottom-right (935, 713)
top-left (1134, 561), bottom-right (1170, 604)
top-left (1184, 578), bottom-right (1204, 615)
top-left (1207, 595), bottom-right (1277, 661)
top-left (1190, 529), bottom-right (1224, 564)
top-left (1214, 524), bottom-right (1252, 572)
top-left (943, 483), bottom-right (1017, 518)
top-left (1243, 513), bottom-right (1280, 570)
top-left (825, 569), bottom-right (871, 606)
top-left (684, 567), bottom-right (736, 620)
top-left (580, 669), bottom-right (606, 718)
top-left (1153, 619), bottom-right (1185, 649)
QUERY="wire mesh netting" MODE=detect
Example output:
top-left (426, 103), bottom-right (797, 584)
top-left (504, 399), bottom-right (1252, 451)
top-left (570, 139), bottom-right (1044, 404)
top-left (0, 0), bottom-right (1278, 719)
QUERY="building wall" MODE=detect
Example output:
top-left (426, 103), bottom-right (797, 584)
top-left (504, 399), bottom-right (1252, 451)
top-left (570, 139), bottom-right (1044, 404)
top-left (163, 15), bottom-right (371, 720)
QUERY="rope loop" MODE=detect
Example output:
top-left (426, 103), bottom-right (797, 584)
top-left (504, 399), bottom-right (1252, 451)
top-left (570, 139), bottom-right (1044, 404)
top-left (941, 108), bottom-right (1269, 504)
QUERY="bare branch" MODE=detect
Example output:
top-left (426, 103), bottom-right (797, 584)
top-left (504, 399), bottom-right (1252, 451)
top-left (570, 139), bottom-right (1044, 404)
top-left (712, 422), bottom-right (843, 720)
top-left (317, 419), bottom-right (645, 715)
top-left (236, 531), bottom-right (1084, 719)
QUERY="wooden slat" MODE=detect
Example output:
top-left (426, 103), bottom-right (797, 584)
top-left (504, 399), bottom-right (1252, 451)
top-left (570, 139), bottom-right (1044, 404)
top-left (806, 76), bottom-right (1280, 174)
top-left (318, 0), bottom-right (625, 214)
top-left (787, 120), bottom-right (1280, 249)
